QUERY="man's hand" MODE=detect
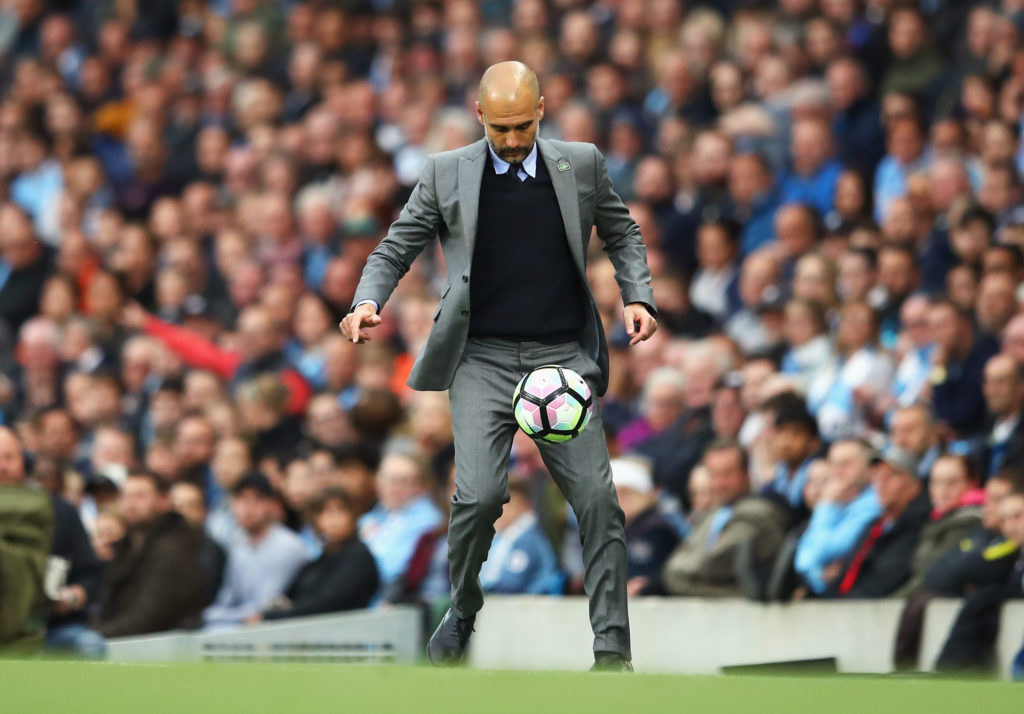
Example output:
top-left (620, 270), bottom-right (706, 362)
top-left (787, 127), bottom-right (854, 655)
top-left (339, 303), bottom-right (382, 344)
top-left (623, 303), bottom-right (657, 346)
top-left (120, 301), bottom-right (148, 330)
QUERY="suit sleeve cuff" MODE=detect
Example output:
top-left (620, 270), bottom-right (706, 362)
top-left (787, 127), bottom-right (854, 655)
top-left (352, 299), bottom-right (379, 312)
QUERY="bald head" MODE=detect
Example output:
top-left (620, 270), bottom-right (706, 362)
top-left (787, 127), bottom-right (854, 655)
top-left (0, 426), bottom-right (25, 485)
top-left (478, 61), bottom-right (540, 106)
top-left (477, 62), bottom-right (544, 165)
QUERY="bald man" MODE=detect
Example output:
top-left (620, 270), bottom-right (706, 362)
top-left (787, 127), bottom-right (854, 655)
top-left (342, 62), bottom-right (656, 671)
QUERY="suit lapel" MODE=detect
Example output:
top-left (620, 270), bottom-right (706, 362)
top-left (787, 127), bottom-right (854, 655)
top-left (458, 140), bottom-right (487, 255)
top-left (538, 138), bottom-right (585, 275)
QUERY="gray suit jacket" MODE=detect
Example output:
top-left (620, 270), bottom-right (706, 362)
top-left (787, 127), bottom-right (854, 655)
top-left (352, 137), bottom-right (655, 396)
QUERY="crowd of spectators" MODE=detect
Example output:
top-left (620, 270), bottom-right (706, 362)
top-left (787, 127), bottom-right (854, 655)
top-left (1, 0), bottom-right (1024, 676)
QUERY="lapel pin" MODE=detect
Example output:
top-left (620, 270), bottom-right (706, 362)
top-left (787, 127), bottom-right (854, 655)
top-left (557, 161), bottom-right (570, 172)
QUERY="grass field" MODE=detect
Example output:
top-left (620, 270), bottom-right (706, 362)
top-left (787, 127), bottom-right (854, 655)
top-left (1, 660), bottom-right (1022, 714)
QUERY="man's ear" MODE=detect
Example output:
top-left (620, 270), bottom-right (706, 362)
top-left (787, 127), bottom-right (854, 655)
top-left (476, 101), bottom-right (485, 126)
top-left (537, 95), bottom-right (545, 121)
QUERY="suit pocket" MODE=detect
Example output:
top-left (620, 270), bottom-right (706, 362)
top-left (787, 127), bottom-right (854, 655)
top-left (434, 283), bottom-right (451, 321)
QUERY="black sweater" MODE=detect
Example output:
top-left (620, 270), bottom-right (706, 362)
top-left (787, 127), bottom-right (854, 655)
top-left (263, 536), bottom-right (379, 620)
top-left (468, 150), bottom-right (585, 341)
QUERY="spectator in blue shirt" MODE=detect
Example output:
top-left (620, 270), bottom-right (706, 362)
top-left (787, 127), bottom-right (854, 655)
top-left (874, 117), bottom-right (929, 224)
top-left (479, 478), bottom-right (560, 596)
top-left (359, 448), bottom-right (443, 594)
top-left (795, 440), bottom-right (881, 594)
top-left (203, 473), bottom-right (309, 630)
top-left (779, 117), bottom-right (843, 217)
top-left (763, 403), bottom-right (821, 523)
top-left (728, 153), bottom-right (779, 256)
top-left (827, 57), bottom-right (885, 176)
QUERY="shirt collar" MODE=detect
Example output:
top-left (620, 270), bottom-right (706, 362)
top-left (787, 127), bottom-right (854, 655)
top-left (487, 142), bottom-right (539, 178)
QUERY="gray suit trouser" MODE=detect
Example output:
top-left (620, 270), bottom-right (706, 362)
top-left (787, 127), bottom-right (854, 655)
top-left (446, 336), bottom-right (631, 658)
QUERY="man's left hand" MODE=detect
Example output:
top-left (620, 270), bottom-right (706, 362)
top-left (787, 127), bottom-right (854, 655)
top-left (623, 303), bottom-right (657, 346)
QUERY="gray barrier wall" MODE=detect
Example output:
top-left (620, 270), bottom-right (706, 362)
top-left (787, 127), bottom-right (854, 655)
top-left (469, 596), bottom-right (1024, 678)
top-left (106, 607), bottom-right (422, 664)
top-left (104, 598), bottom-right (1024, 679)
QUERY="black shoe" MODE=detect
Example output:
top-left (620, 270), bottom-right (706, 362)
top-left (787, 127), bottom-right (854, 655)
top-left (426, 609), bottom-right (476, 665)
top-left (591, 652), bottom-right (634, 672)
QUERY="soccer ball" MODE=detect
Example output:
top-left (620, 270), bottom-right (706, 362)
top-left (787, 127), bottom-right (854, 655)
top-left (512, 364), bottom-right (594, 443)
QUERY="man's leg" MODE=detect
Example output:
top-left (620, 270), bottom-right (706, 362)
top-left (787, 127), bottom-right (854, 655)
top-left (529, 342), bottom-right (631, 660)
top-left (447, 339), bottom-right (520, 619)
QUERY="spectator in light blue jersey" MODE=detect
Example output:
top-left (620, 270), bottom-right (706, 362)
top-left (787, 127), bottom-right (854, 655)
top-left (480, 478), bottom-right (561, 596)
top-left (359, 448), bottom-right (443, 595)
top-left (795, 440), bottom-right (881, 594)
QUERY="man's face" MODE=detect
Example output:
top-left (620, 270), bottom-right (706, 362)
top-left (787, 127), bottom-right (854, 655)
top-left (773, 423), bottom-right (816, 466)
top-left (376, 454), bottom-right (422, 511)
top-left (828, 441), bottom-right (868, 492)
top-left (0, 431), bottom-right (25, 485)
top-left (175, 419), bottom-right (216, 469)
top-left (477, 91), bottom-right (544, 165)
top-left (928, 457), bottom-right (970, 514)
top-left (119, 477), bottom-right (166, 530)
top-left (983, 477), bottom-right (1012, 530)
top-left (998, 493), bottom-right (1024, 544)
top-left (983, 355), bottom-right (1022, 417)
top-left (890, 408), bottom-right (933, 456)
top-left (171, 483), bottom-right (207, 527)
top-left (705, 447), bottom-right (748, 507)
top-left (872, 463), bottom-right (919, 514)
top-left (231, 489), bottom-right (271, 534)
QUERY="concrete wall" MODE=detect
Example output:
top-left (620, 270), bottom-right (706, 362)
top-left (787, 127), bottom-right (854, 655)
top-left (470, 596), bottom-right (1024, 678)
top-left (106, 607), bottom-right (422, 664)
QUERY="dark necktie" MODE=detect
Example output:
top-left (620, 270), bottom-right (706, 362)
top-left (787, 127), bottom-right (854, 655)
top-left (505, 163), bottom-right (521, 185)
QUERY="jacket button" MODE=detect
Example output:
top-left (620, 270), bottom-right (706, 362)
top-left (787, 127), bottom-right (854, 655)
top-left (461, 309), bottom-right (469, 316)
top-left (462, 275), bottom-right (469, 283)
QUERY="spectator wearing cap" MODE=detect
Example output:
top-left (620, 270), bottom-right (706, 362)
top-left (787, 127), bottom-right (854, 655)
top-left (826, 445), bottom-right (930, 598)
top-left (479, 478), bottom-right (561, 597)
top-left (928, 299), bottom-right (1000, 439)
top-left (763, 403), bottom-right (821, 522)
top-left (202, 473), bottom-right (309, 630)
top-left (254, 488), bottom-right (378, 622)
top-left (94, 471), bottom-right (206, 637)
top-left (662, 439), bottom-right (787, 598)
top-left (977, 354), bottom-right (1024, 478)
top-left (889, 404), bottom-right (941, 481)
top-left (795, 439), bottom-right (881, 595)
top-left (611, 457), bottom-right (679, 597)
top-left (358, 449), bottom-right (443, 597)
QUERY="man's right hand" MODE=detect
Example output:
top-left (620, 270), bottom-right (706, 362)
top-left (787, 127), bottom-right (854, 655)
top-left (339, 302), bottom-right (382, 344)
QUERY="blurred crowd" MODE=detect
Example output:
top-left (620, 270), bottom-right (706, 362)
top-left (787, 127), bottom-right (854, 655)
top-left (0, 0), bottom-right (1024, 676)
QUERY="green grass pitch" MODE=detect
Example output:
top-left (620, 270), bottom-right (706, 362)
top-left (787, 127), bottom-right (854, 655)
top-left (1, 660), bottom-right (1021, 714)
